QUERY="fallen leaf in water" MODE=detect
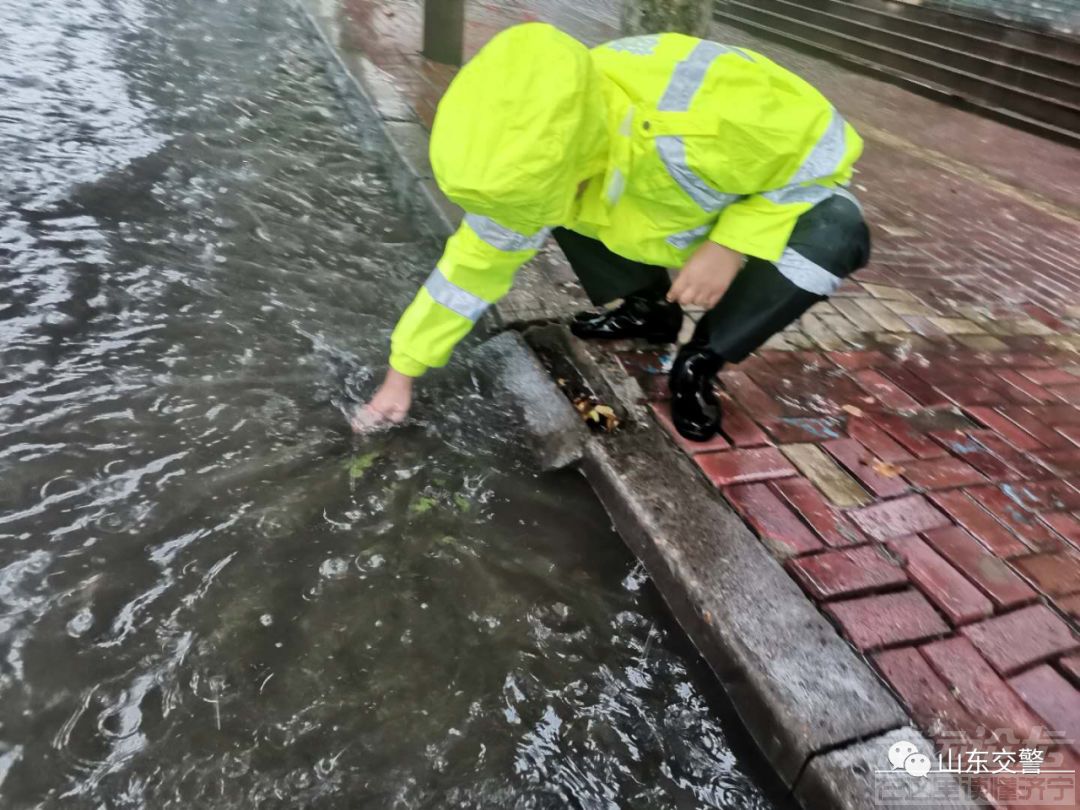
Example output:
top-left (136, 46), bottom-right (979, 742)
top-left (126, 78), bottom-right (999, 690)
top-left (592, 405), bottom-right (619, 432)
top-left (871, 459), bottom-right (904, 478)
top-left (571, 396), bottom-right (619, 432)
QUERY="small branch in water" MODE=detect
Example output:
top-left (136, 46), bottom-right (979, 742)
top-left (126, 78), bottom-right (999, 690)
top-left (639, 623), bottom-right (656, 667)
top-left (208, 676), bottom-right (225, 731)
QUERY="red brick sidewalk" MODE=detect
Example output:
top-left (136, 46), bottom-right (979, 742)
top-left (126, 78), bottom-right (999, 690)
top-left (330, 0), bottom-right (1080, 802)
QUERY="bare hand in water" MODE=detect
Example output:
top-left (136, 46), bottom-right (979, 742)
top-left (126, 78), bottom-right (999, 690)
top-left (351, 368), bottom-right (414, 433)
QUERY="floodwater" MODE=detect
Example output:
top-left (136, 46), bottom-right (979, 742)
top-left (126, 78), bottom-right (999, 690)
top-left (0, 0), bottom-right (783, 807)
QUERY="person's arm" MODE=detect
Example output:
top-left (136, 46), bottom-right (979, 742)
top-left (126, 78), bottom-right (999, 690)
top-left (664, 183), bottom-right (831, 311)
top-left (353, 214), bottom-right (547, 430)
top-left (665, 109), bottom-right (862, 312)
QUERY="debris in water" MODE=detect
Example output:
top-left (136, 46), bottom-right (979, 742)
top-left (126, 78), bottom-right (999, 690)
top-left (572, 395), bottom-right (620, 433)
top-left (640, 623), bottom-right (656, 666)
top-left (409, 496), bottom-right (438, 516)
top-left (346, 451), bottom-right (380, 479)
top-left (207, 676), bottom-right (225, 731)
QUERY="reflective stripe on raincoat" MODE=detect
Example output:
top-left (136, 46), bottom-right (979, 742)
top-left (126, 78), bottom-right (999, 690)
top-left (389, 24), bottom-right (863, 377)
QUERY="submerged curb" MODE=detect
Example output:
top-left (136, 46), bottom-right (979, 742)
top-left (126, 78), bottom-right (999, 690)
top-left (475, 331), bottom-right (591, 470)
top-left (291, 0), bottom-right (462, 239)
top-left (289, 3), bottom-right (979, 806)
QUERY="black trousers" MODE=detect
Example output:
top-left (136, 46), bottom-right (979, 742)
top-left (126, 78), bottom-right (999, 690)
top-left (552, 193), bottom-right (871, 363)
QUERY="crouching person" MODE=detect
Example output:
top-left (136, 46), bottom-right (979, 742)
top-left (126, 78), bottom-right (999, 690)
top-left (357, 24), bottom-right (871, 442)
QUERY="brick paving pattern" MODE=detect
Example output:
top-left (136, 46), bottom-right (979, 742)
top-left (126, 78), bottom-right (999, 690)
top-left (327, 0), bottom-right (1080, 801)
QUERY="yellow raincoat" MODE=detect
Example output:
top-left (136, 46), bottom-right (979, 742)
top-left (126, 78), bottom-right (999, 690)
top-left (389, 24), bottom-right (863, 377)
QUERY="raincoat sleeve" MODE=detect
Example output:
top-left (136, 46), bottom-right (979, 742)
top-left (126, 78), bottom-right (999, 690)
top-left (708, 116), bottom-right (863, 263)
top-left (707, 189), bottom-right (832, 263)
top-left (388, 215), bottom-right (549, 376)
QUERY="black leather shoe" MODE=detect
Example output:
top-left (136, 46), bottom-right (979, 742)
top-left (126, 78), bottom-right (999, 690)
top-left (670, 346), bottom-right (724, 442)
top-left (570, 295), bottom-right (682, 343)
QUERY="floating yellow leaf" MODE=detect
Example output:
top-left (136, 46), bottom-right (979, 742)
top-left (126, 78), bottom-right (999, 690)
top-left (571, 396), bottom-right (619, 432)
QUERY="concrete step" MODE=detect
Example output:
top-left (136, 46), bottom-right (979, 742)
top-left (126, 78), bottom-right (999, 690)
top-left (729, 0), bottom-right (1080, 107)
top-left (783, 0), bottom-right (1080, 86)
top-left (715, 1), bottom-right (1080, 142)
top-left (852, 0), bottom-right (1080, 61)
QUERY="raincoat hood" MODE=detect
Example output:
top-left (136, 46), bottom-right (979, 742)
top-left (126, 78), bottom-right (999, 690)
top-left (430, 24), bottom-right (609, 230)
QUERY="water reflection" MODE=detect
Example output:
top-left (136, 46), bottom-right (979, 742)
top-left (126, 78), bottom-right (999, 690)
top-left (0, 0), bottom-right (780, 807)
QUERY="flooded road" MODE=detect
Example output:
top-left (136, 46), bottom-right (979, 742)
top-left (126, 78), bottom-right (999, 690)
top-left (0, 0), bottom-right (782, 806)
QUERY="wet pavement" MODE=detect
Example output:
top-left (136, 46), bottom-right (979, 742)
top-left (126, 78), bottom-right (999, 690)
top-left (0, 0), bottom-right (781, 807)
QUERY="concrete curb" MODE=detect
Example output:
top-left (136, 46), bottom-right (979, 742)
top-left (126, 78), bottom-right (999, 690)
top-left (474, 331), bottom-right (590, 470)
top-left (574, 396), bottom-right (907, 787)
top-left (524, 325), bottom-right (652, 427)
top-left (795, 727), bottom-right (982, 808)
top-left (287, 3), bottom-right (966, 806)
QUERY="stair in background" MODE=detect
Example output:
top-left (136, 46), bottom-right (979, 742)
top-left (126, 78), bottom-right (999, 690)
top-left (715, 0), bottom-right (1080, 145)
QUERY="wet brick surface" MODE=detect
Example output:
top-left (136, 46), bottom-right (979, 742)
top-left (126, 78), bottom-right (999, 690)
top-left (886, 535), bottom-right (994, 626)
top-left (788, 544), bottom-right (907, 600)
top-left (920, 637), bottom-right (1055, 747)
top-left (1008, 666), bottom-right (1080, 757)
top-left (873, 647), bottom-right (981, 742)
top-left (961, 604), bottom-right (1080, 675)
top-left (825, 590), bottom-right (950, 651)
top-left (922, 526), bottom-right (1036, 609)
top-left (695, 447), bottom-right (798, 486)
top-left (723, 483), bottom-right (823, 557)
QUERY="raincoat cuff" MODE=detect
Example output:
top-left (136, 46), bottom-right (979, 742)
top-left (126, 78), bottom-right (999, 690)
top-left (389, 351), bottom-right (428, 378)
